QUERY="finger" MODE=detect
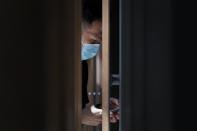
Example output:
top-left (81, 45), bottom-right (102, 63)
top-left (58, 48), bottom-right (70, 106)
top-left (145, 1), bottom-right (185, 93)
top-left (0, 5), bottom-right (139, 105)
top-left (110, 117), bottom-right (117, 123)
top-left (113, 112), bottom-right (119, 116)
top-left (110, 112), bottom-right (115, 118)
top-left (85, 119), bottom-right (101, 126)
top-left (95, 115), bottom-right (102, 121)
top-left (115, 113), bottom-right (119, 120)
top-left (94, 120), bottom-right (102, 125)
top-left (110, 112), bottom-right (118, 118)
top-left (110, 112), bottom-right (119, 121)
top-left (95, 112), bottom-right (103, 116)
top-left (110, 98), bottom-right (120, 106)
top-left (91, 122), bottom-right (101, 126)
top-left (87, 118), bottom-right (102, 123)
top-left (95, 121), bottom-right (102, 126)
top-left (110, 114), bottom-right (117, 120)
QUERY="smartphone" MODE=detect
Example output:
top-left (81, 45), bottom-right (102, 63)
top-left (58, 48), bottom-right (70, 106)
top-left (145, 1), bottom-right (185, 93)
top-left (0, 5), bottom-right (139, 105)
top-left (110, 107), bottom-right (120, 113)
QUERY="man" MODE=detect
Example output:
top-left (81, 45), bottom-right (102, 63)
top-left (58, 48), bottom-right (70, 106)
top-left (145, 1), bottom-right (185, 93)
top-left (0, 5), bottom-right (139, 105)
top-left (81, 0), bottom-right (120, 126)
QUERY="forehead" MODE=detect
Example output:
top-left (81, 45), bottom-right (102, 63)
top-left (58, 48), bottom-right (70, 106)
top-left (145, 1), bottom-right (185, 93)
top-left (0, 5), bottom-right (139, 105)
top-left (85, 21), bottom-right (102, 38)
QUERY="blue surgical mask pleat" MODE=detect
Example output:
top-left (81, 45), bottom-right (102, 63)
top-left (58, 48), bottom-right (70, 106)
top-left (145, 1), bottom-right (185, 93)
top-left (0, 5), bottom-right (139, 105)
top-left (81, 43), bottom-right (100, 61)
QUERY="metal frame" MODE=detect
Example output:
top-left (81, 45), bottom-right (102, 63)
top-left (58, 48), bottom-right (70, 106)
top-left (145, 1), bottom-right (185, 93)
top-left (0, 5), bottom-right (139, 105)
top-left (102, 0), bottom-right (110, 130)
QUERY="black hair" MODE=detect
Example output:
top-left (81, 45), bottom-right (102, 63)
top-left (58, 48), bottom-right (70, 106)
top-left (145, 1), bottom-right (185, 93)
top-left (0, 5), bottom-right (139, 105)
top-left (82, 0), bottom-right (102, 25)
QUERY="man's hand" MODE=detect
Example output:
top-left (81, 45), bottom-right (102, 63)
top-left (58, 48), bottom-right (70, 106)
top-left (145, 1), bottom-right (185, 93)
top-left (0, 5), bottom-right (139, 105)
top-left (82, 104), bottom-right (102, 126)
top-left (109, 97), bottom-right (120, 123)
top-left (82, 98), bottom-right (120, 126)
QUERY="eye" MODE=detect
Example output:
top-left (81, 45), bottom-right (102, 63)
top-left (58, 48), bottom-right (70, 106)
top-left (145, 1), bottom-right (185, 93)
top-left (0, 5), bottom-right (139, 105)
top-left (90, 40), bottom-right (98, 44)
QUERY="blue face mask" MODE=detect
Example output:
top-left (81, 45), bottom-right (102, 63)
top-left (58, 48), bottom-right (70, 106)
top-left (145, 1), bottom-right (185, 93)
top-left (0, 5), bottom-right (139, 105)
top-left (81, 43), bottom-right (100, 61)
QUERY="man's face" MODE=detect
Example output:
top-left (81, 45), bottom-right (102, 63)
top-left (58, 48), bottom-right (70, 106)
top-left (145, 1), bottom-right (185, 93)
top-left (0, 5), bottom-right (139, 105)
top-left (82, 20), bottom-right (102, 44)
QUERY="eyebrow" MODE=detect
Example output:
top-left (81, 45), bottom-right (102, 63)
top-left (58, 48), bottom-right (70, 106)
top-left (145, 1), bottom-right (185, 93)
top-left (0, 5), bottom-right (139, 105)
top-left (91, 33), bottom-right (102, 40)
top-left (95, 34), bottom-right (102, 40)
top-left (87, 31), bottom-right (102, 41)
